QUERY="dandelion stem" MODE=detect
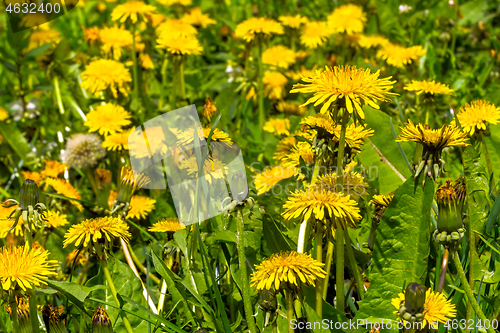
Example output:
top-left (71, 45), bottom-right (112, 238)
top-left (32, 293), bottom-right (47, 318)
top-left (26, 230), bottom-right (40, 333)
top-left (85, 166), bottom-right (98, 196)
top-left (257, 38), bottom-right (265, 138)
top-left (53, 76), bottom-right (65, 114)
top-left (236, 209), bottom-right (257, 333)
top-left (297, 162), bottom-right (321, 254)
top-left (101, 259), bottom-right (135, 333)
top-left (322, 241), bottom-right (334, 300)
top-left (344, 230), bottom-right (365, 300)
top-left (481, 137), bottom-right (494, 183)
top-left (438, 248), bottom-right (449, 292)
top-left (286, 289), bottom-right (294, 333)
top-left (335, 110), bottom-right (349, 313)
top-left (10, 294), bottom-right (20, 333)
top-left (131, 24), bottom-right (139, 110)
top-left (452, 253), bottom-right (495, 333)
top-left (179, 56), bottom-right (186, 101)
top-left (159, 54), bottom-right (168, 109)
top-left (315, 223), bottom-right (324, 317)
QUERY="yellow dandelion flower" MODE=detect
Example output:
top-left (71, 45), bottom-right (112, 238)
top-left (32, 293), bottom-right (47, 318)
top-left (83, 26), bottom-right (100, 45)
top-left (0, 245), bottom-right (58, 291)
top-left (150, 13), bottom-right (166, 27)
top-left (181, 7), bottom-right (216, 28)
top-left (263, 118), bottom-right (290, 136)
top-left (99, 26), bottom-right (133, 60)
top-left (311, 172), bottom-right (369, 200)
top-left (300, 21), bottom-right (332, 49)
top-left (253, 166), bottom-right (296, 195)
top-left (396, 120), bottom-right (469, 151)
top-left (251, 251), bottom-right (326, 290)
top-left (288, 65), bottom-right (317, 82)
top-left (291, 65), bottom-right (397, 122)
top-left (0, 206), bottom-right (23, 238)
top-left (180, 155), bottom-right (227, 184)
top-left (327, 4), bottom-right (366, 35)
top-left (102, 128), bottom-right (133, 151)
top-left (300, 114), bottom-right (374, 151)
top-left (63, 216), bottom-right (131, 248)
top-left (111, 1), bottom-right (156, 24)
top-left (44, 211), bottom-right (69, 228)
top-left (0, 107), bottom-right (9, 121)
top-left (455, 100), bottom-right (500, 135)
top-left (280, 141), bottom-right (315, 168)
top-left (278, 14), bottom-right (308, 29)
top-left (156, 0), bottom-right (192, 5)
top-left (203, 98), bottom-right (218, 121)
top-left (43, 178), bottom-right (83, 211)
top-left (65, 248), bottom-right (87, 268)
top-left (140, 53), bottom-right (154, 69)
top-left (234, 17), bottom-right (284, 43)
top-left (81, 59), bottom-right (132, 98)
top-left (26, 29), bottom-right (60, 52)
top-left (85, 103), bottom-right (132, 136)
top-left (177, 127), bottom-right (231, 146)
top-left (128, 126), bottom-right (168, 158)
top-left (119, 166), bottom-right (151, 197)
top-left (274, 136), bottom-right (298, 162)
top-left (96, 168), bottom-right (112, 186)
top-left (262, 45), bottom-right (296, 69)
top-left (156, 19), bottom-right (198, 37)
top-left (358, 34), bottom-right (390, 49)
top-left (21, 171), bottom-right (42, 184)
top-left (377, 43), bottom-right (426, 68)
top-left (276, 101), bottom-right (307, 116)
top-left (263, 71), bottom-right (288, 100)
top-left (391, 289), bottom-right (456, 329)
top-left (156, 33), bottom-right (203, 55)
top-left (371, 193), bottom-right (394, 220)
top-left (282, 189), bottom-right (361, 227)
top-left (149, 218), bottom-right (185, 233)
top-left (127, 195), bottom-right (156, 219)
top-left (404, 80), bottom-right (455, 96)
top-left (40, 160), bottom-right (67, 179)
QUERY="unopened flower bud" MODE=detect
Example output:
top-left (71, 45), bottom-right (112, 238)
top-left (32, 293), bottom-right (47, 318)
top-left (404, 283), bottom-right (426, 315)
top-left (92, 306), bottom-right (113, 333)
top-left (19, 179), bottom-right (39, 209)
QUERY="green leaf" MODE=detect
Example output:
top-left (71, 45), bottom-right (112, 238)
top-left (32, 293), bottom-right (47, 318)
top-left (354, 175), bottom-right (435, 331)
top-left (357, 107), bottom-right (414, 193)
top-left (44, 279), bottom-right (104, 315)
top-left (24, 43), bottom-right (52, 60)
top-left (262, 214), bottom-right (293, 254)
top-left (0, 121), bottom-right (32, 166)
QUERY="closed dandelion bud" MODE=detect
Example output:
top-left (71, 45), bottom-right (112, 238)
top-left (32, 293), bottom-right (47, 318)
top-left (19, 179), bottom-right (39, 209)
top-left (258, 289), bottom-right (277, 313)
top-left (7, 298), bottom-right (32, 333)
top-left (434, 178), bottom-right (466, 248)
top-left (404, 283), bottom-right (426, 315)
top-left (92, 306), bottom-right (113, 333)
top-left (42, 305), bottom-right (68, 333)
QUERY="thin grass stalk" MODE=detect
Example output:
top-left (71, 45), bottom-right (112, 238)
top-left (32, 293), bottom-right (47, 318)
top-left (53, 76), bottom-right (65, 114)
top-left (452, 254), bottom-right (495, 333)
top-left (100, 259), bottom-right (134, 333)
top-left (315, 223), bottom-right (324, 317)
top-left (236, 209), bottom-right (257, 333)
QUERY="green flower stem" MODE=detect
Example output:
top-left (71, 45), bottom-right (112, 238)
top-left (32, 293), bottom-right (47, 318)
top-left (85, 166), bottom-right (98, 196)
top-left (297, 161), bottom-right (322, 253)
top-left (159, 54), bottom-right (168, 109)
top-left (26, 230), bottom-right (40, 333)
top-left (53, 76), bottom-right (65, 114)
top-left (131, 24), bottom-right (139, 109)
top-left (322, 241), bottom-right (334, 299)
top-left (10, 293), bottom-right (20, 333)
top-left (290, 30), bottom-right (296, 53)
top-left (0, 313), bottom-right (8, 333)
top-left (344, 229), bottom-right (365, 300)
top-left (481, 137), bottom-right (494, 183)
top-left (127, 243), bottom-right (161, 285)
top-left (179, 57), bottom-right (186, 101)
top-left (335, 111), bottom-right (349, 313)
top-left (452, 254), bottom-right (495, 333)
top-left (237, 209), bottom-right (257, 333)
top-left (101, 259), bottom-right (134, 333)
top-left (257, 38), bottom-right (265, 138)
top-left (438, 248), bottom-right (449, 292)
top-left (286, 289), bottom-right (294, 333)
top-left (315, 223), bottom-right (324, 317)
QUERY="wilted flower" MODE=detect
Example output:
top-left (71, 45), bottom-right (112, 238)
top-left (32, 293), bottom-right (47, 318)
top-left (62, 133), bottom-right (106, 169)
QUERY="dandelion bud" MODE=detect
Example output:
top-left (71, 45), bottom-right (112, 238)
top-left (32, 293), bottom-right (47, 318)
top-left (7, 298), bottom-right (32, 333)
top-left (92, 306), bottom-right (113, 333)
top-left (404, 283), bottom-right (426, 315)
top-left (19, 179), bottom-right (39, 210)
top-left (42, 305), bottom-right (68, 333)
top-left (258, 289), bottom-right (277, 313)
